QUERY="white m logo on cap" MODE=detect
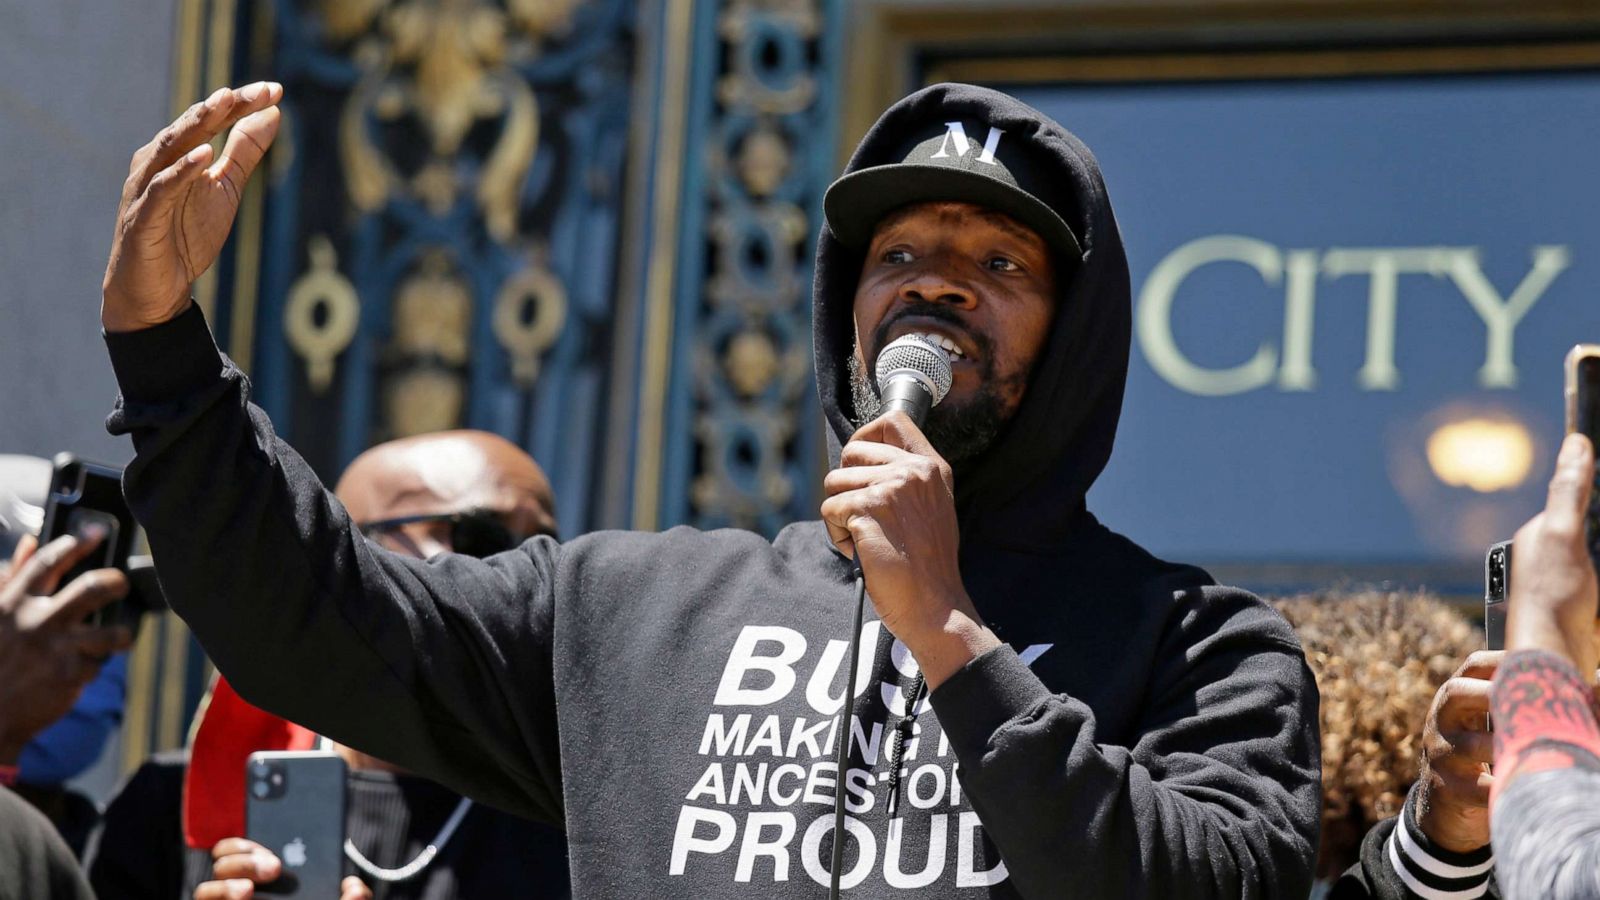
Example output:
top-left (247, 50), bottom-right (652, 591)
top-left (930, 121), bottom-right (1004, 165)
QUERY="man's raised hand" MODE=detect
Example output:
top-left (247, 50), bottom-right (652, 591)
top-left (102, 82), bottom-right (283, 333)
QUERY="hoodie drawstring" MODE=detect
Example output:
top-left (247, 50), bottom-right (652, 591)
top-left (884, 671), bottom-right (926, 818)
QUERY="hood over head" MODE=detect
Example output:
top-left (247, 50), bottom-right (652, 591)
top-left (813, 83), bottom-right (1131, 549)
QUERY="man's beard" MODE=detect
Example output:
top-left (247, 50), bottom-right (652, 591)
top-left (847, 348), bottom-right (1022, 464)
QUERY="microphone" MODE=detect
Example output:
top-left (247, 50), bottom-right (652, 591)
top-left (874, 334), bottom-right (954, 427)
top-left (827, 334), bottom-right (954, 899)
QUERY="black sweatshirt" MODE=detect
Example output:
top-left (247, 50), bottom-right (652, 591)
top-left (104, 83), bottom-right (1320, 898)
top-left (0, 786), bottom-right (93, 900)
top-left (86, 751), bottom-right (570, 899)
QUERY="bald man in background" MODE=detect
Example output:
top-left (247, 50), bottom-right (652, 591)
top-left (88, 430), bottom-right (570, 900)
top-left (335, 430), bottom-right (557, 564)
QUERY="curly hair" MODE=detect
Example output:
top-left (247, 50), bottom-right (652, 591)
top-left (1271, 590), bottom-right (1482, 879)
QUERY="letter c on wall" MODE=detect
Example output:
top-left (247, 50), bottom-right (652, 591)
top-left (1136, 235), bottom-right (1282, 396)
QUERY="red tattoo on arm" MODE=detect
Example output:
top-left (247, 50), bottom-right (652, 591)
top-left (1491, 650), bottom-right (1600, 804)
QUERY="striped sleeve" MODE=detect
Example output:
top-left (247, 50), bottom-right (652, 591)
top-left (1384, 787), bottom-right (1495, 900)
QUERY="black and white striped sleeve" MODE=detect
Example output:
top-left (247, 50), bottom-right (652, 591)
top-left (1331, 784), bottom-right (1497, 900)
top-left (1384, 787), bottom-right (1496, 899)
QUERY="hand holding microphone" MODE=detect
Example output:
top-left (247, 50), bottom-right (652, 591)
top-left (821, 335), bottom-right (999, 691)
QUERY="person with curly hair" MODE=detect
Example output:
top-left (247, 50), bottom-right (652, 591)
top-left (1273, 589), bottom-right (1492, 898)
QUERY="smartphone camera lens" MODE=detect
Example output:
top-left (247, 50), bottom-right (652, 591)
top-left (248, 760), bottom-right (287, 799)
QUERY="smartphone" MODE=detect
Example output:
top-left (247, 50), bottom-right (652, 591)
top-left (245, 751), bottom-right (348, 896)
top-left (1485, 539), bottom-right (1511, 651)
top-left (1568, 345), bottom-right (1600, 581)
top-left (38, 454), bottom-right (138, 630)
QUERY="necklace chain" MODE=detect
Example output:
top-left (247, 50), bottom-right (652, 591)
top-left (343, 797), bottom-right (473, 883)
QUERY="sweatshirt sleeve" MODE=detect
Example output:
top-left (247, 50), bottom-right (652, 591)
top-left (103, 305), bottom-right (563, 825)
top-left (1331, 785), bottom-right (1497, 900)
top-left (927, 586), bottom-right (1321, 898)
top-left (1487, 648), bottom-right (1600, 900)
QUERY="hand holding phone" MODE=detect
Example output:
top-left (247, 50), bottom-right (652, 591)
top-left (1490, 349), bottom-right (1600, 677)
top-left (1504, 431), bottom-right (1600, 677)
top-left (0, 532), bottom-right (133, 762)
top-left (244, 751), bottom-right (348, 897)
top-left (1567, 345), bottom-right (1600, 583)
top-left (39, 454), bottom-right (164, 635)
top-left (198, 839), bottom-right (372, 900)
top-left (1485, 540), bottom-right (1511, 651)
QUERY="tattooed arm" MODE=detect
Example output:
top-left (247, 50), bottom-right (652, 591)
top-left (1488, 434), bottom-right (1600, 899)
top-left (1488, 651), bottom-right (1600, 900)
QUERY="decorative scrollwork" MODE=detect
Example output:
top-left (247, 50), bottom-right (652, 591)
top-left (283, 236), bottom-right (361, 393)
top-left (691, 408), bottom-right (797, 520)
top-left (251, 0), bottom-right (841, 535)
top-left (385, 367), bottom-right (466, 438)
top-left (676, 0), bottom-right (837, 533)
top-left (493, 263), bottom-right (568, 386)
top-left (735, 125), bottom-right (790, 197)
top-left (332, 0), bottom-right (576, 239)
top-left (724, 329), bottom-right (780, 397)
top-left (257, 0), bottom-right (630, 497)
top-left (716, 2), bottom-right (820, 115)
top-left (384, 251), bottom-right (474, 435)
top-left (392, 251), bottom-right (473, 365)
top-left (706, 201), bottom-right (809, 312)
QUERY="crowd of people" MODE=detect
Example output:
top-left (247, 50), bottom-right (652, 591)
top-left (0, 78), bottom-right (1596, 899)
top-left (2, 431), bottom-right (570, 899)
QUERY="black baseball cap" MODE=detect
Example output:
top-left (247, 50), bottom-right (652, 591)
top-left (823, 119), bottom-right (1083, 263)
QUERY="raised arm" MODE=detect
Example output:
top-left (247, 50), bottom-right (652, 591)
top-left (1487, 433), bottom-right (1600, 899)
top-left (100, 85), bottom-right (562, 824)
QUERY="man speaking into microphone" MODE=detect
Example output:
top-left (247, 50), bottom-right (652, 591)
top-left (99, 82), bottom-right (1319, 896)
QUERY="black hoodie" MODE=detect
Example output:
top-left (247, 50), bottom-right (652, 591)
top-left (104, 83), bottom-right (1320, 898)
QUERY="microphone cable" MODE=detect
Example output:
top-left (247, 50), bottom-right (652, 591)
top-left (827, 334), bottom-right (952, 897)
top-left (828, 563), bottom-right (867, 900)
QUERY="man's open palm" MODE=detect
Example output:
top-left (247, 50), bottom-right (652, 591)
top-left (102, 82), bottom-right (282, 332)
